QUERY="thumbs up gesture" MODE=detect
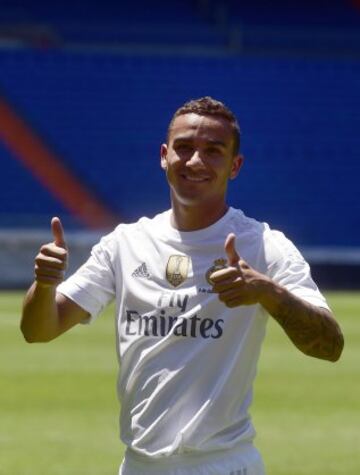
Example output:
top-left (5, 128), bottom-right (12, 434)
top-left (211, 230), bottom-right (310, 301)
top-left (210, 233), bottom-right (270, 307)
top-left (34, 217), bottom-right (68, 288)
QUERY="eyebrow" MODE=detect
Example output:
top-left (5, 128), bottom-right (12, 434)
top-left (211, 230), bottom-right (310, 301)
top-left (173, 137), bottom-right (226, 148)
top-left (206, 139), bottom-right (227, 148)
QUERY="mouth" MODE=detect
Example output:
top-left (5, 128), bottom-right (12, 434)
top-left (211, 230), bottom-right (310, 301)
top-left (181, 174), bottom-right (210, 183)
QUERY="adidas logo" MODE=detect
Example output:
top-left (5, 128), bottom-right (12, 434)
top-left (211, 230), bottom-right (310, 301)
top-left (132, 262), bottom-right (151, 279)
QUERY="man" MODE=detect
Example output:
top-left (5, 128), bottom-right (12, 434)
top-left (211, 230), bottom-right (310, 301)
top-left (21, 97), bottom-right (344, 475)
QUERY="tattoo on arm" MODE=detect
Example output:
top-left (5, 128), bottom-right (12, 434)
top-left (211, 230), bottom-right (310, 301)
top-left (267, 292), bottom-right (344, 362)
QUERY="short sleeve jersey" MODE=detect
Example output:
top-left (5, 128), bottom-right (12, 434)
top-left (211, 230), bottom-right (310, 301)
top-left (57, 207), bottom-right (329, 458)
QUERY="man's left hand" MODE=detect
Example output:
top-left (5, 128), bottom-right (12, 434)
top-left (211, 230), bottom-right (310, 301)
top-left (210, 233), bottom-right (271, 307)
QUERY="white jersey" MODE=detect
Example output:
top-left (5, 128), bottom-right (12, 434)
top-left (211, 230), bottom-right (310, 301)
top-left (58, 207), bottom-right (329, 458)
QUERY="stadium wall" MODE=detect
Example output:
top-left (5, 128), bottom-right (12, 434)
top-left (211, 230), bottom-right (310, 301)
top-left (0, 231), bottom-right (359, 290)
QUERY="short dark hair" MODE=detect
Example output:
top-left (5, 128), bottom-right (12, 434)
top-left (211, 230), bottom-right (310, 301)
top-left (167, 96), bottom-right (241, 155)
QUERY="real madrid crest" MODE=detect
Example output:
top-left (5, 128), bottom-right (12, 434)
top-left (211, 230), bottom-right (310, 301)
top-left (205, 258), bottom-right (227, 285)
top-left (166, 255), bottom-right (190, 287)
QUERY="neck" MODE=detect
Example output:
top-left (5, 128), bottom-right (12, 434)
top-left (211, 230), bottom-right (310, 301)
top-left (170, 199), bottom-right (229, 231)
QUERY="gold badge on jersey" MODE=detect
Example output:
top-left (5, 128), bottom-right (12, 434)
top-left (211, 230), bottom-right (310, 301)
top-left (166, 255), bottom-right (190, 287)
top-left (205, 258), bottom-right (227, 285)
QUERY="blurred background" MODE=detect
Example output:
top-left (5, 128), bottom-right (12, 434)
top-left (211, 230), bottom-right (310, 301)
top-left (0, 0), bottom-right (359, 288)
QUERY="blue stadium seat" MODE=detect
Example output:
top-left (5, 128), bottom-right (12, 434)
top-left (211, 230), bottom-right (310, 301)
top-left (0, 49), bottom-right (359, 247)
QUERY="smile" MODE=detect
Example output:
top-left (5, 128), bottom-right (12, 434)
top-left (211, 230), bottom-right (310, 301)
top-left (181, 175), bottom-right (210, 182)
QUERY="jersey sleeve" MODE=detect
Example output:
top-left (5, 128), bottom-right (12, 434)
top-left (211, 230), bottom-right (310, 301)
top-left (264, 229), bottom-right (330, 310)
top-left (57, 231), bottom-right (117, 323)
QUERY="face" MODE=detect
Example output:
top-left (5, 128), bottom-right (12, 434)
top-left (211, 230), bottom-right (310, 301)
top-left (161, 113), bottom-right (243, 208)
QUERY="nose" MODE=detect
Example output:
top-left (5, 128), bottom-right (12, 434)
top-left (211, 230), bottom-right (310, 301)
top-left (185, 151), bottom-right (205, 169)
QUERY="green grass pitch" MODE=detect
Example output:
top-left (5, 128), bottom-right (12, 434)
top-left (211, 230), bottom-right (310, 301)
top-left (0, 291), bottom-right (359, 474)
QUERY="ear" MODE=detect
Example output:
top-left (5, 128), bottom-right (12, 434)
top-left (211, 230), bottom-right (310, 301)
top-left (160, 143), bottom-right (168, 170)
top-left (230, 153), bottom-right (244, 180)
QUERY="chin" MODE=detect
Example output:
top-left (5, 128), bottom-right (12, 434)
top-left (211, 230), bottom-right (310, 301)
top-left (174, 191), bottom-right (221, 207)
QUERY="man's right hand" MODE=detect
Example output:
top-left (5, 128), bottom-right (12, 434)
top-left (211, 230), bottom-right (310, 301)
top-left (22, 216), bottom-right (89, 342)
top-left (34, 217), bottom-right (68, 288)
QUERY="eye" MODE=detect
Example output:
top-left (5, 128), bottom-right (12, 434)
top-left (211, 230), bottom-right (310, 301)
top-left (175, 144), bottom-right (193, 153)
top-left (206, 146), bottom-right (222, 157)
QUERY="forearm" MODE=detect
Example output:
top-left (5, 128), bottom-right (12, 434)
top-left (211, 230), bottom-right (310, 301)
top-left (259, 282), bottom-right (344, 362)
top-left (21, 282), bottom-right (60, 342)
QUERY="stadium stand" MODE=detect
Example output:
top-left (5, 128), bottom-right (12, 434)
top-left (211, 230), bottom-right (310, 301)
top-left (204, 0), bottom-right (360, 55)
top-left (0, 1), bottom-right (359, 287)
top-left (0, 0), bottom-right (228, 51)
top-left (1, 50), bottom-right (359, 244)
top-left (1, 0), bottom-right (360, 54)
top-left (216, 0), bottom-right (360, 26)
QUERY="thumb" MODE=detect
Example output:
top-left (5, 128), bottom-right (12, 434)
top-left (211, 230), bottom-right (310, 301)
top-left (51, 216), bottom-right (67, 249)
top-left (225, 233), bottom-right (240, 266)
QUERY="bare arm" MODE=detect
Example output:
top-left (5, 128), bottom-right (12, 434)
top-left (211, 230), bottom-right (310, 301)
top-left (210, 233), bottom-right (344, 362)
top-left (21, 217), bottom-right (89, 343)
top-left (21, 283), bottom-right (89, 342)
top-left (257, 281), bottom-right (343, 361)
